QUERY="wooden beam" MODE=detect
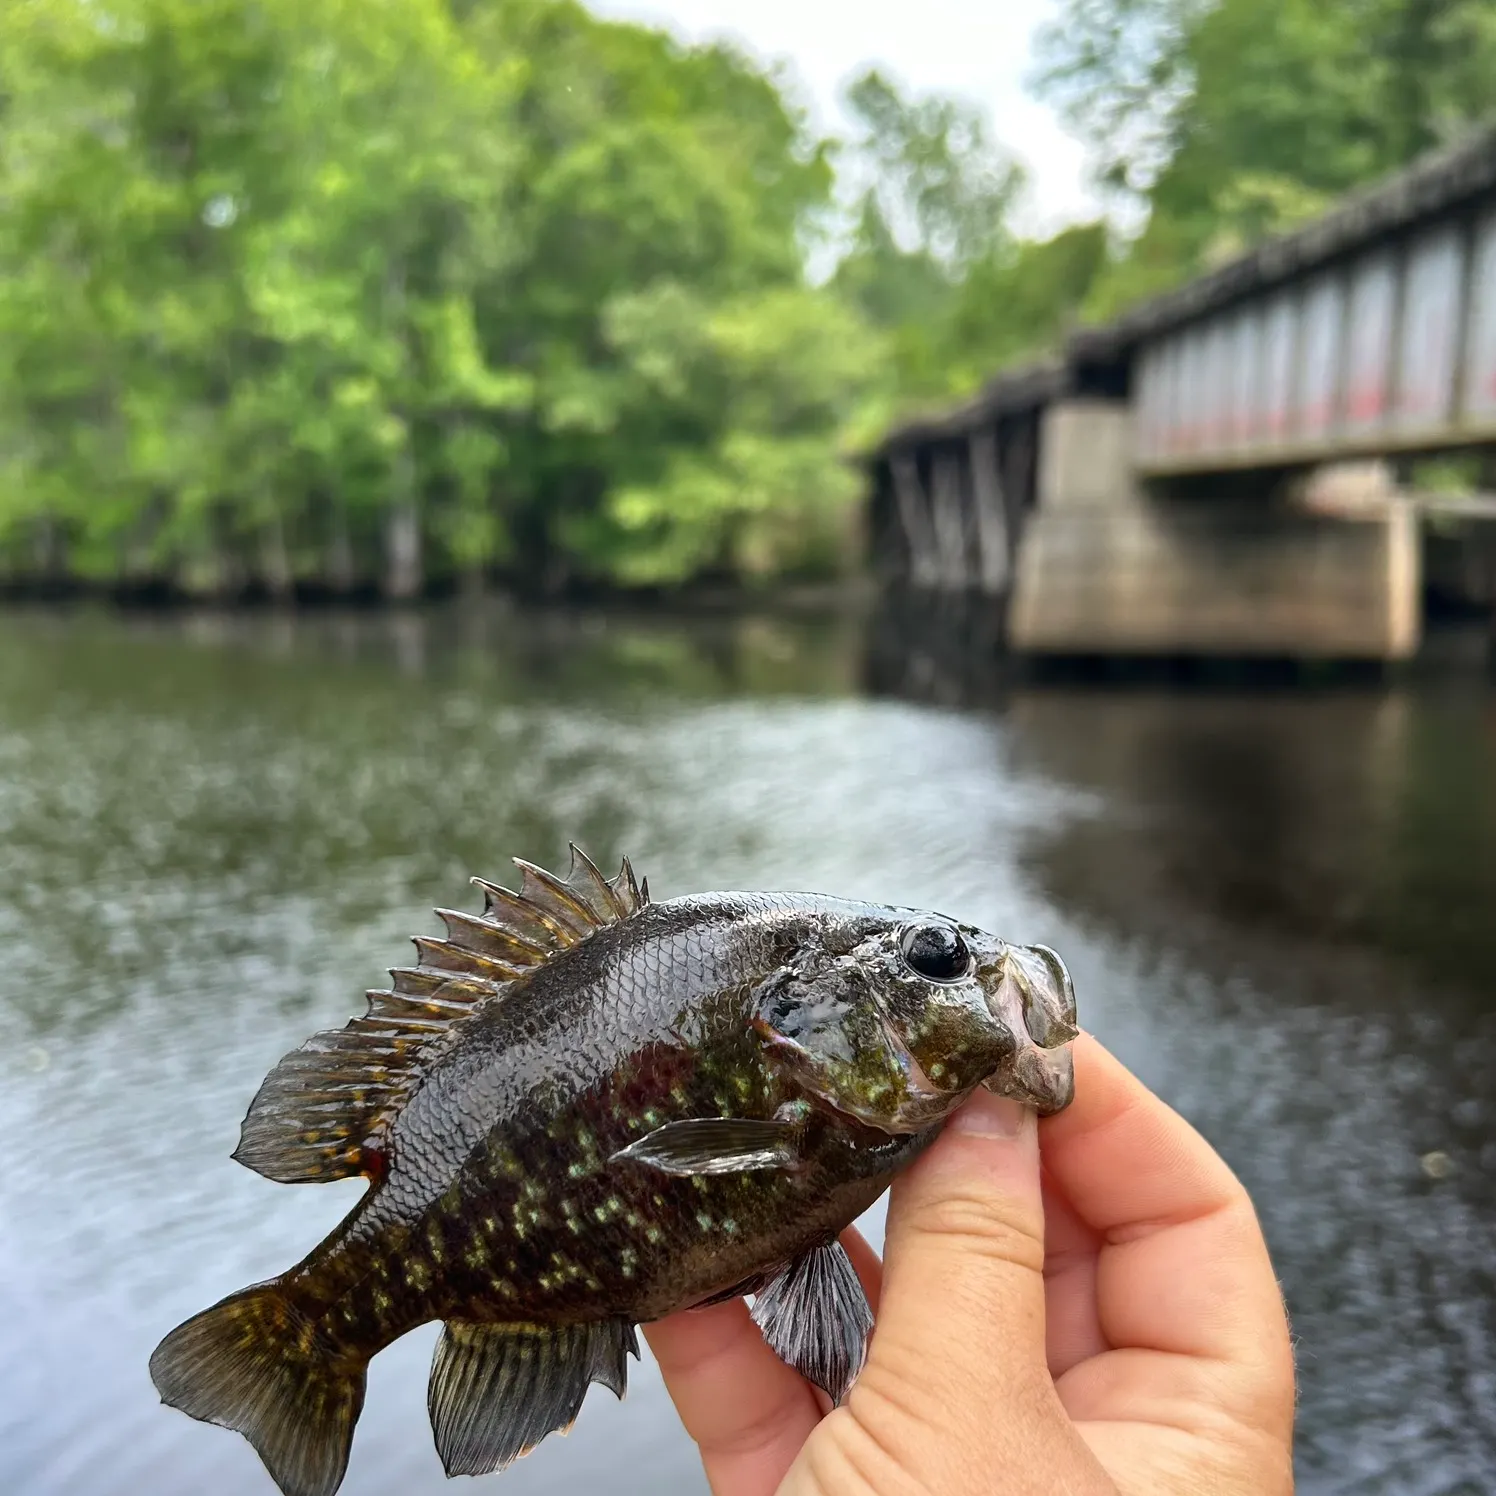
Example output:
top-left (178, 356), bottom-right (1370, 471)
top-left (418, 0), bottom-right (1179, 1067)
top-left (1416, 490), bottom-right (1496, 520)
top-left (931, 452), bottom-right (970, 590)
top-left (968, 428), bottom-right (1009, 594)
top-left (1000, 418), bottom-right (1034, 548)
top-left (891, 455), bottom-right (940, 587)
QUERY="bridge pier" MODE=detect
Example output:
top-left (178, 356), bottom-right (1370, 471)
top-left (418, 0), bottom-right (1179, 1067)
top-left (1009, 400), bottom-right (1422, 662)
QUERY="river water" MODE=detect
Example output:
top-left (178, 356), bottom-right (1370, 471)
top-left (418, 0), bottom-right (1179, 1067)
top-left (1, 603), bottom-right (1492, 1496)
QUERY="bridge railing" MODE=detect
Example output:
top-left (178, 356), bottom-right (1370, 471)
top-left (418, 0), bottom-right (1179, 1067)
top-left (1132, 211), bottom-right (1496, 472)
top-left (1111, 128), bottom-right (1496, 475)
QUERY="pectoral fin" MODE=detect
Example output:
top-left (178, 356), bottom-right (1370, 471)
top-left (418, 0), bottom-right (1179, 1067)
top-left (609, 1116), bottom-right (801, 1176)
top-left (751, 1240), bottom-right (873, 1405)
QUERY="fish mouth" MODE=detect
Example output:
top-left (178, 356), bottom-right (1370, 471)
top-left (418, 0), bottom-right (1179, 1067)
top-left (1005, 944), bottom-right (1078, 1046)
top-left (978, 943), bottom-right (1079, 1116)
top-left (983, 1044), bottom-right (1075, 1116)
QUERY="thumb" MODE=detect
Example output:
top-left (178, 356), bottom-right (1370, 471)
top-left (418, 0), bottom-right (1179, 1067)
top-left (839, 1092), bottom-right (1089, 1493)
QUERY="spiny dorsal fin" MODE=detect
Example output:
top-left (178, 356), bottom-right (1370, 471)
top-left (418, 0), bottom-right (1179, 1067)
top-left (232, 848), bottom-right (649, 1186)
top-left (471, 846), bottom-right (647, 948)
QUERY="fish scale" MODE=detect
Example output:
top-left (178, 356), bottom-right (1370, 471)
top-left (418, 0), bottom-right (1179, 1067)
top-left (150, 849), bottom-right (1077, 1496)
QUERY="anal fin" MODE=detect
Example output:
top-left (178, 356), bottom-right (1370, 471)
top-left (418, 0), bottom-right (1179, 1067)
top-left (751, 1240), bottom-right (873, 1406)
top-left (428, 1319), bottom-right (638, 1477)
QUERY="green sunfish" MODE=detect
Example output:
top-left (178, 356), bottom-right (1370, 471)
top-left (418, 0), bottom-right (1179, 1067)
top-left (150, 848), bottom-right (1078, 1496)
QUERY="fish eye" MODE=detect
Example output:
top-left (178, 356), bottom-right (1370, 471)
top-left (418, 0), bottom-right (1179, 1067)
top-left (899, 923), bottom-right (972, 984)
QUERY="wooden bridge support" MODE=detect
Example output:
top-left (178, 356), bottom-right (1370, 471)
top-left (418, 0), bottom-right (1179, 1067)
top-left (873, 416), bottom-right (1037, 607)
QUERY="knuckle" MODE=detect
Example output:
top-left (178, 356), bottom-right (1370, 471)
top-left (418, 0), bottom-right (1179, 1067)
top-left (851, 1353), bottom-right (939, 1431)
top-left (835, 1369), bottom-right (954, 1495)
top-left (900, 1184), bottom-right (1046, 1275)
top-left (800, 1402), bottom-right (932, 1496)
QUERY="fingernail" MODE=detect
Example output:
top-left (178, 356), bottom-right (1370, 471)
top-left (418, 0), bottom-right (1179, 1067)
top-left (948, 1091), bottom-right (1036, 1141)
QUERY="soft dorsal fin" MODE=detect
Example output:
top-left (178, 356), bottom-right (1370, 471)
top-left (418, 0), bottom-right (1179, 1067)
top-left (232, 848), bottom-right (649, 1185)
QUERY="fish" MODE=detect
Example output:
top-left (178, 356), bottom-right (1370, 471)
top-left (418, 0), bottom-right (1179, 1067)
top-left (149, 848), bottom-right (1078, 1496)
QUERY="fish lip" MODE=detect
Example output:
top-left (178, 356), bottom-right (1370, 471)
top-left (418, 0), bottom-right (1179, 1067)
top-left (973, 943), bottom-right (1079, 1116)
top-left (991, 944), bottom-right (1080, 1050)
top-left (982, 1044), bottom-right (1075, 1115)
top-left (1026, 944), bottom-right (1079, 1037)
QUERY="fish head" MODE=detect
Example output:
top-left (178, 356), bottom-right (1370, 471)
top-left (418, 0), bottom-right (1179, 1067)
top-left (751, 908), bottom-right (1076, 1133)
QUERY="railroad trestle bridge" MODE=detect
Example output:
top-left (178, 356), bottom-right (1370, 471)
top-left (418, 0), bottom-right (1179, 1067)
top-left (869, 124), bottom-right (1496, 661)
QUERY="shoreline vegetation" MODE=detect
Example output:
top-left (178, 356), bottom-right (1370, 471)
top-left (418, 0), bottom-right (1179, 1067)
top-left (2, 0), bottom-right (1491, 608)
top-left (0, 557), bottom-right (877, 614)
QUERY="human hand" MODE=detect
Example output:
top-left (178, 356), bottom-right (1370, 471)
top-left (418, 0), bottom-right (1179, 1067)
top-left (644, 1033), bottom-right (1295, 1496)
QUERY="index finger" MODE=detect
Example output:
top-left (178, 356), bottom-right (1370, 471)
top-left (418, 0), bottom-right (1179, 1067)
top-left (1041, 1033), bottom-right (1291, 1373)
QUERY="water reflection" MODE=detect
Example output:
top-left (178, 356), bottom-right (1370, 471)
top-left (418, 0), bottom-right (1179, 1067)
top-left (1, 603), bottom-right (1492, 1495)
top-left (1000, 687), bottom-right (1496, 1493)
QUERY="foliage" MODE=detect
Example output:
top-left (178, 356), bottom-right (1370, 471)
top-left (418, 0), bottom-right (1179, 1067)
top-left (831, 68), bottom-right (1106, 406)
top-left (6, 0), bottom-right (1481, 596)
top-left (941, 225), bottom-right (1109, 391)
top-left (839, 69), bottom-right (1024, 273)
top-left (559, 282), bottom-right (887, 586)
top-left (0, 0), bottom-right (873, 595)
top-left (1036, 0), bottom-right (1496, 311)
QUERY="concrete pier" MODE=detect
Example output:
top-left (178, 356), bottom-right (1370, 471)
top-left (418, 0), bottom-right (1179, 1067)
top-left (1009, 401), bottom-right (1421, 661)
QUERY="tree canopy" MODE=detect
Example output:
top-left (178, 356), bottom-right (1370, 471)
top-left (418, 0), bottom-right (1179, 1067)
top-left (0, 0), bottom-right (1489, 599)
top-left (829, 69), bottom-right (1106, 402)
top-left (0, 0), bottom-right (883, 596)
top-left (1035, 0), bottom-right (1496, 313)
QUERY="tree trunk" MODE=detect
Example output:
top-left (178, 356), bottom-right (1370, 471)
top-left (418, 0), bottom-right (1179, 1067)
top-left (380, 254), bottom-right (422, 604)
top-left (890, 456), bottom-right (939, 589)
top-left (327, 501), bottom-right (355, 594)
top-left (32, 514), bottom-right (67, 590)
top-left (384, 460), bottom-right (422, 602)
top-left (260, 509), bottom-right (293, 602)
top-left (930, 452), bottom-right (969, 591)
top-left (968, 429), bottom-right (1010, 596)
top-left (121, 495), bottom-right (179, 595)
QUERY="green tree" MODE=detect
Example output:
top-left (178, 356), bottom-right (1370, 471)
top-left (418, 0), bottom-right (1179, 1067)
top-left (941, 223), bottom-right (1109, 390)
top-left (840, 69), bottom-right (1025, 271)
top-left (0, 0), bottom-right (879, 597)
top-left (1036, 0), bottom-right (1496, 308)
top-left (566, 281), bottom-right (888, 586)
top-left (0, 0), bottom-right (528, 595)
top-left (459, 1), bottom-right (845, 588)
top-left (831, 68), bottom-right (1105, 406)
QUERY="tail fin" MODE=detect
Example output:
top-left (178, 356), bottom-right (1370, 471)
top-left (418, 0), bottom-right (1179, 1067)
top-left (149, 1281), bottom-right (367, 1496)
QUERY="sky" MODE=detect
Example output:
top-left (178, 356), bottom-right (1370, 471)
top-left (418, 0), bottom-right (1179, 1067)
top-left (585, 0), bottom-right (1101, 238)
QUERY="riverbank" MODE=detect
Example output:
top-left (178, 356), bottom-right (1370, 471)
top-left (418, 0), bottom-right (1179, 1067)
top-left (0, 567), bottom-right (877, 618)
top-left (7, 581), bottom-right (1490, 702)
